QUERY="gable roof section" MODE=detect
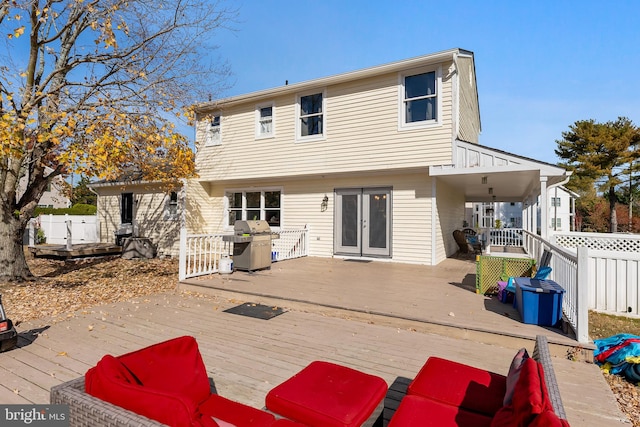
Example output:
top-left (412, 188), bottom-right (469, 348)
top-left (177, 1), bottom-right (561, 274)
top-left (430, 140), bottom-right (569, 203)
top-left (194, 48), bottom-right (475, 111)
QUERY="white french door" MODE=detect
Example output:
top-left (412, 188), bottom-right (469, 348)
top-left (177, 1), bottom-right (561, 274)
top-left (334, 187), bottom-right (391, 257)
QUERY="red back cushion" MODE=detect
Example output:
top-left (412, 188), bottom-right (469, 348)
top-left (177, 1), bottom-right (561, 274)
top-left (511, 358), bottom-right (548, 425)
top-left (85, 336), bottom-right (212, 427)
top-left (119, 335), bottom-right (210, 403)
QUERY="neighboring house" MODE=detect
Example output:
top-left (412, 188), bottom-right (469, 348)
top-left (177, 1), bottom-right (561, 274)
top-left (90, 179), bottom-right (183, 257)
top-left (187, 48), bottom-right (569, 265)
top-left (540, 186), bottom-right (579, 233)
top-left (18, 166), bottom-right (70, 208)
top-left (466, 186), bottom-right (578, 234)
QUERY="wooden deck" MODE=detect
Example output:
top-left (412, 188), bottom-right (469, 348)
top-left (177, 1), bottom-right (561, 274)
top-left (0, 255), bottom-right (629, 426)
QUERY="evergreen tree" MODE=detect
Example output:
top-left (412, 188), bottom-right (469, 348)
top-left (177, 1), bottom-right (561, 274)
top-left (556, 117), bottom-right (640, 232)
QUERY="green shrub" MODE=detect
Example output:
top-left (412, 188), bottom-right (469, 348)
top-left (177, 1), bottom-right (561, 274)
top-left (34, 203), bottom-right (97, 217)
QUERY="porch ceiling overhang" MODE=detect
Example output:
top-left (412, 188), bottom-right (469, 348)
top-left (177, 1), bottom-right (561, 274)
top-left (430, 141), bottom-right (569, 203)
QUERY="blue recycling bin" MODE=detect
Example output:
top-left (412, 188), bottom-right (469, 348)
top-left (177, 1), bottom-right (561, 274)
top-left (514, 278), bottom-right (565, 326)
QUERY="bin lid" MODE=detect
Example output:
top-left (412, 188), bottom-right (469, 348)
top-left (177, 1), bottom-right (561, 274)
top-left (514, 277), bottom-right (565, 294)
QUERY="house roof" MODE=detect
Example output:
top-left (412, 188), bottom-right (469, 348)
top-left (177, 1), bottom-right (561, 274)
top-left (194, 48), bottom-right (474, 111)
top-left (430, 140), bottom-right (570, 203)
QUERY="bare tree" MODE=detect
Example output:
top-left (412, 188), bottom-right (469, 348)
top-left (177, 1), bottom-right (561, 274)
top-left (0, 0), bottom-right (234, 280)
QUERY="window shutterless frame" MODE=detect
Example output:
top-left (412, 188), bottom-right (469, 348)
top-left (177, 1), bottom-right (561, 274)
top-left (205, 115), bottom-right (221, 146)
top-left (255, 102), bottom-right (275, 139)
top-left (398, 66), bottom-right (442, 130)
top-left (225, 189), bottom-right (282, 229)
top-left (296, 90), bottom-right (326, 142)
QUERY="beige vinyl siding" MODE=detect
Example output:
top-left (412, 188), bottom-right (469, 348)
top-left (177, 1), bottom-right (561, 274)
top-left (456, 55), bottom-right (480, 144)
top-left (433, 178), bottom-right (466, 263)
top-left (95, 183), bottom-right (182, 257)
top-left (195, 172), bottom-right (435, 265)
top-left (185, 180), bottom-right (223, 234)
top-left (195, 63), bottom-right (455, 182)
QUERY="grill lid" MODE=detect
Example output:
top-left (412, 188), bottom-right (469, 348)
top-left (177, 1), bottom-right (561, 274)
top-left (233, 220), bottom-right (271, 235)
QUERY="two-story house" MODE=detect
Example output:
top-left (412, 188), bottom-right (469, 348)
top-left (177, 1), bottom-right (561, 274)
top-left (186, 48), bottom-right (569, 266)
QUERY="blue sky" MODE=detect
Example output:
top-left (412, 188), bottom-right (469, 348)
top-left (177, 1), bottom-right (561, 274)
top-left (209, 0), bottom-right (640, 164)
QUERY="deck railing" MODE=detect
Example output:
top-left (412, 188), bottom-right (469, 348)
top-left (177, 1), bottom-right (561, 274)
top-left (522, 231), bottom-right (588, 342)
top-left (178, 227), bottom-right (309, 280)
top-left (490, 230), bottom-right (640, 342)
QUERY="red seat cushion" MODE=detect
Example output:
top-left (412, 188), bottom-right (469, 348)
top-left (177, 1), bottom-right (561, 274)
top-left (198, 394), bottom-right (277, 426)
top-left (389, 395), bottom-right (493, 427)
top-left (265, 361), bottom-right (387, 427)
top-left (85, 336), bottom-right (213, 427)
top-left (408, 357), bottom-right (506, 416)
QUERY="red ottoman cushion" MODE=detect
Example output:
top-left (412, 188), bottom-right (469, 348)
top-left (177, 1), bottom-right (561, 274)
top-left (408, 357), bottom-right (506, 417)
top-left (389, 395), bottom-right (493, 427)
top-left (265, 361), bottom-right (387, 427)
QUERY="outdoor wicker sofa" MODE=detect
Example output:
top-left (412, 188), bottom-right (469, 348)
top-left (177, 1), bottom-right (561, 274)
top-left (51, 335), bottom-right (567, 427)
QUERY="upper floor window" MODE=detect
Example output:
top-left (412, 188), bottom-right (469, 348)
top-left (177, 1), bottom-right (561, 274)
top-left (256, 103), bottom-right (274, 138)
top-left (399, 68), bottom-right (440, 130)
top-left (551, 197), bottom-right (561, 207)
top-left (297, 91), bottom-right (324, 141)
top-left (205, 115), bottom-right (221, 146)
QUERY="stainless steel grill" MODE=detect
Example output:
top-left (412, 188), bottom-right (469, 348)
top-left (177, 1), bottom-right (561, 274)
top-left (223, 220), bottom-right (278, 271)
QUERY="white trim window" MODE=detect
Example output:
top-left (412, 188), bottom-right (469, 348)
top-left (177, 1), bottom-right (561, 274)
top-left (256, 103), bottom-right (275, 138)
top-left (226, 189), bottom-right (281, 228)
top-left (205, 115), bottom-right (221, 146)
top-left (551, 197), bottom-right (561, 207)
top-left (551, 217), bottom-right (562, 229)
top-left (399, 67), bottom-right (441, 130)
top-left (297, 90), bottom-right (325, 141)
top-left (165, 191), bottom-right (179, 219)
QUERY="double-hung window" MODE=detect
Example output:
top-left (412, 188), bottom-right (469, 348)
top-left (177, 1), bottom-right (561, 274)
top-left (399, 68), bottom-right (440, 129)
top-left (551, 197), bottom-right (561, 207)
top-left (205, 115), bottom-right (221, 146)
top-left (226, 190), bottom-right (281, 228)
top-left (297, 91), bottom-right (324, 140)
top-left (256, 103), bottom-right (274, 138)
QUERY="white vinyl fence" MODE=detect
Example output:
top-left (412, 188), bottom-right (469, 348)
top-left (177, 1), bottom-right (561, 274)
top-left (520, 231), bottom-right (640, 343)
top-left (29, 214), bottom-right (99, 245)
top-left (179, 227), bottom-right (309, 281)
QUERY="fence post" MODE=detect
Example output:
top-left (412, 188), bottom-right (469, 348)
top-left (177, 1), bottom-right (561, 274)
top-left (66, 219), bottom-right (72, 250)
top-left (178, 226), bottom-right (187, 281)
top-left (576, 246), bottom-right (590, 343)
top-left (28, 219), bottom-right (35, 246)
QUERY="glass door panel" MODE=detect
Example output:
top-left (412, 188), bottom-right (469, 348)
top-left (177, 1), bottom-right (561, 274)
top-left (335, 189), bottom-right (361, 255)
top-left (363, 188), bottom-right (391, 256)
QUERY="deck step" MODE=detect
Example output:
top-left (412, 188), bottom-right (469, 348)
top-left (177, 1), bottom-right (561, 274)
top-left (178, 281), bottom-right (594, 363)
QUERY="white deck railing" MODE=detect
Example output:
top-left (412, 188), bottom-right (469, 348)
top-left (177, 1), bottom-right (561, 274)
top-left (521, 230), bottom-right (640, 343)
top-left (178, 227), bottom-right (309, 280)
top-left (521, 231), bottom-right (588, 342)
